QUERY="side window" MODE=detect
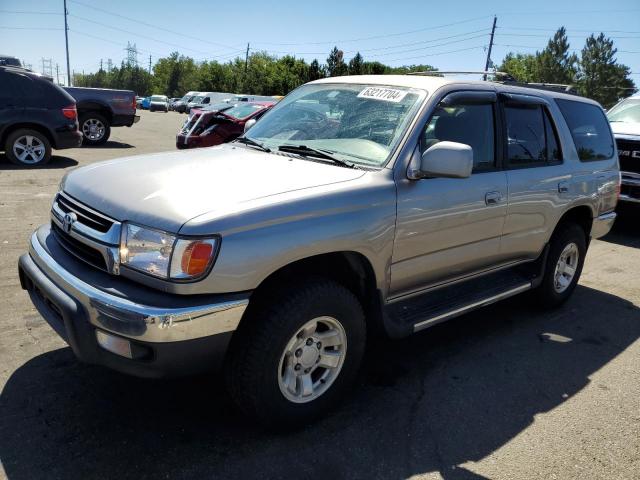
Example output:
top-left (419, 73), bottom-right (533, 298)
top-left (556, 99), bottom-right (614, 161)
top-left (505, 104), bottom-right (562, 167)
top-left (0, 72), bottom-right (24, 105)
top-left (421, 103), bottom-right (495, 171)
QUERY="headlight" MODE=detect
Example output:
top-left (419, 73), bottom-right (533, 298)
top-left (120, 223), bottom-right (218, 281)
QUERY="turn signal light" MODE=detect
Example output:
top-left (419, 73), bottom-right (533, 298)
top-left (62, 104), bottom-right (77, 120)
top-left (181, 241), bottom-right (214, 277)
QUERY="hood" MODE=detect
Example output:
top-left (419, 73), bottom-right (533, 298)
top-left (610, 121), bottom-right (640, 137)
top-left (61, 144), bottom-right (365, 233)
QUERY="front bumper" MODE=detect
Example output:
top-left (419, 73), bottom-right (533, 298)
top-left (18, 226), bottom-right (249, 378)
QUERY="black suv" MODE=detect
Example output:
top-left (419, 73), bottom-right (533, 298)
top-left (0, 66), bottom-right (82, 166)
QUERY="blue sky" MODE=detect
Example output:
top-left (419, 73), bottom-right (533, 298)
top-left (1, 0), bottom-right (639, 86)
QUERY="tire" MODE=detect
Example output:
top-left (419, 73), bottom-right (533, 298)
top-left (533, 223), bottom-right (587, 308)
top-left (79, 112), bottom-right (110, 146)
top-left (4, 128), bottom-right (52, 166)
top-left (226, 278), bottom-right (366, 429)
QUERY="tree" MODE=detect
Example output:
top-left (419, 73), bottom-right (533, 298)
top-left (307, 59), bottom-right (325, 81)
top-left (348, 52), bottom-right (364, 75)
top-left (499, 53), bottom-right (540, 82)
top-left (326, 47), bottom-right (347, 77)
top-left (577, 33), bottom-right (635, 108)
top-left (536, 27), bottom-right (578, 84)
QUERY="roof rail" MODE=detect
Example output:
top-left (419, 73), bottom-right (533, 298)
top-left (499, 81), bottom-right (578, 95)
top-left (407, 70), bottom-right (516, 81)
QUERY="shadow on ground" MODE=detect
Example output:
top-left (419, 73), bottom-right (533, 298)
top-left (601, 205), bottom-right (640, 249)
top-left (82, 141), bottom-right (134, 149)
top-left (0, 155), bottom-right (78, 170)
top-left (2, 284), bottom-right (638, 480)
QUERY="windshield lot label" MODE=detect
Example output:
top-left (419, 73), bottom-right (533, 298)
top-left (358, 87), bottom-right (408, 102)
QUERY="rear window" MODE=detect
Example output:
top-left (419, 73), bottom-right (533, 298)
top-left (556, 99), bottom-right (614, 161)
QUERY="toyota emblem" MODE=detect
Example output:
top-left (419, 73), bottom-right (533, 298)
top-left (62, 212), bottom-right (77, 233)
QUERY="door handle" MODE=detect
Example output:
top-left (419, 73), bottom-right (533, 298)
top-left (485, 191), bottom-right (502, 205)
top-left (558, 181), bottom-right (570, 194)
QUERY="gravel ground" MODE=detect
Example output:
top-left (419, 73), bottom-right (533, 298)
top-left (0, 110), bottom-right (638, 480)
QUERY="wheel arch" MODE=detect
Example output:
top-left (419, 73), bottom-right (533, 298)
top-left (242, 251), bottom-right (385, 336)
top-left (1, 123), bottom-right (56, 149)
top-left (77, 102), bottom-right (113, 123)
top-left (553, 204), bottom-right (594, 243)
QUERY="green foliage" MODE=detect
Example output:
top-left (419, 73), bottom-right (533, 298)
top-left (499, 27), bottom-right (635, 108)
top-left (71, 47), bottom-right (437, 97)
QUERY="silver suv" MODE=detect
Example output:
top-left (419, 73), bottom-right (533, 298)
top-left (18, 75), bottom-right (619, 427)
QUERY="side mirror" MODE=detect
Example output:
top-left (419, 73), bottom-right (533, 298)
top-left (244, 118), bottom-right (257, 132)
top-left (412, 141), bottom-right (473, 179)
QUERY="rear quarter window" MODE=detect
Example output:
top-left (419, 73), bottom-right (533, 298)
top-left (556, 99), bottom-right (614, 161)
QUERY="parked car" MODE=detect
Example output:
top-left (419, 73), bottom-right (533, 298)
top-left (18, 75), bottom-right (619, 428)
top-left (1, 65), bottom-right (82, 166)
top-left (169, 98), bottom-right (181, 110)
top-left (135, 96), bottom-right (145, 108)
top-left (176, 101), bottom-right (275, 149)
top-left (64, 86), bottom-right (139, 146)
top-left (149, 95), bottom-right (169, 112)
top-left (141, 97), bottom-right (151, 110)
top-left (608, 93), bottom-right (640, 204)
top-left (185, 92), bottom-right (235, 114)
top-left (173, 91), bottom-right (200, 113)
top-left (0, 55), bottom-right (22, 67)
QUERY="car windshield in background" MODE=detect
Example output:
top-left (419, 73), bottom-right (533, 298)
top-left (224, 104), bottom-right (265, 119)
top-left (192, 96), bottom-right (204, 103)
top-left (607, 99), bottom-right (640, 123)
top-left (151, 96), bottom-right (166, 102)
top-left (246, 83), bottom-right (425, 167)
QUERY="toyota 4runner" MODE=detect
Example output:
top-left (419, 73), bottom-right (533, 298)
top-left (18, 75), bottom-right (619, 427)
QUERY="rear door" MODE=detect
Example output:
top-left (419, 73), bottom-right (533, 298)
top-left (499, 93), bottom-right (573, 261)
top-left (391, 90), bottom-right (509, 296)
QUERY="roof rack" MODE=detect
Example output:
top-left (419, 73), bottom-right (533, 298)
top-left (407, 70), bottom-right (515, 79)
top-left (406, 70), bottom-right (579, 95)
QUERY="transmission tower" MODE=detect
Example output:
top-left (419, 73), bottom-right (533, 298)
top-left (41, 58), bottom-right (53, 77)
top-left (125, 42), bottom-right (138, 67)
top-left (107, 58), bottom-right (113, 73)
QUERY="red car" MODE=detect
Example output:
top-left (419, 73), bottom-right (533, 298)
top-left (176, 101), bottom-right (275, 149)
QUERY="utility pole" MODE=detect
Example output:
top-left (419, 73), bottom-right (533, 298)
top-left (244, 43), bottom-right (250, 74)
top-left (483, 16), bottom-right (497, 81)
top-left (63, 0), bottom-right (72, 86)
top-left (107, 58), bottom-right (112, 73)
top-left (56, 63), bottom-right (60, 84)
top-left (148, 54), bottom-right (152, 74)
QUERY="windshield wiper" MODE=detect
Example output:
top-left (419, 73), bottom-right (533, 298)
top-left (235, 137), bottom-right (271, 152)
top-left (278, 144), bottom-right (356, 169)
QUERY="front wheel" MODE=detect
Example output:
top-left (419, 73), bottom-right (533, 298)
top-left (225, 278), bottom-right (366, 429)
top-left (80, 113), bottom-right (110, 146)
top-left (533, 223), bottom-right (587, 308)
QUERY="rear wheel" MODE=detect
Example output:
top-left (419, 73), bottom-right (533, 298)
top-left (226, 278), bottom-right (366, 429)
top-left (534, 223), bottom-right (587, 308)
top-left (80, 112), bottom-right (110, 146)
top-left (4, 129), bottom-right (51, 166)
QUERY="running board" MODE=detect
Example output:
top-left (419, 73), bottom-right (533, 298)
top-left (412, 282), bottom-right (531, 331)
top-left (384, 267), bottom-right (535, 337)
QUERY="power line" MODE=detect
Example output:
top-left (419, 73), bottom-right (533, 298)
top-left (0, 9), bottom-right (61, 15)
top-left (384, 45), bottom-right (487, 63)
top-left (498, 26), bottom-right (640, 34)
top-left (0, 26), bottom-right (63, 30)
top-left (68, 0), bottom-right (240, 52)
top-left (254, 15), bottom-right (493, 46)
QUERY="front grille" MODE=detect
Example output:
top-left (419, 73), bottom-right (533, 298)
top-left (52, 222), bottom-right (108, 271)
top-left (55, 193), bottom-right (114, 233)
top-left (616, 139), bottom-right (640, 174)
top-left (621, 184), bottom-right (640, 200)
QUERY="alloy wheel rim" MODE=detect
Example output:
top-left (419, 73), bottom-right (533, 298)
top-left (553, 242), bottom-right (579, 293)
top-left (278, 316), bottom-right (347, 403)
top-left (82, 118), bottom-right (105, 140)
top-left (13, 135), bottom-right (45, 164)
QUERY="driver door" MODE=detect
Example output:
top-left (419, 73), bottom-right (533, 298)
top-left (390, 90), bottom-right (509, 298)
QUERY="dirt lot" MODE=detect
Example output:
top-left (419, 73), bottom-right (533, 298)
top-left (0, 110), bottom-right (638, 480)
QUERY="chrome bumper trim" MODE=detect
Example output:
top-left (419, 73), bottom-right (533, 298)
top-left (619, 194), bottom-right (640, 204)
top-left (28, 229), bottom-right (248, 343)
top-left (591, 211), bottom-right (617, 239)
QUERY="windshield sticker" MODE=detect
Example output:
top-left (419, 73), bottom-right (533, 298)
top-left (357, 87), bottom-right (408, 103)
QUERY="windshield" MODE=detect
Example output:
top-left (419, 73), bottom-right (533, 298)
top-left (150, 96), bottom-right (166, 102)
top-left (225, 104), bottom-right (265, 119)
top-left (192, 96), bottom-right (204, 103)
top-left (607, 98), bottom-right (640, 123)
top-left (245, 83), bottom-right (425, 167)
